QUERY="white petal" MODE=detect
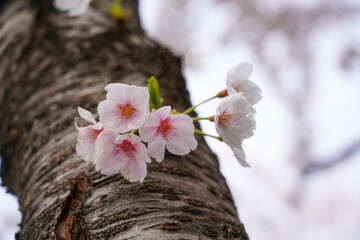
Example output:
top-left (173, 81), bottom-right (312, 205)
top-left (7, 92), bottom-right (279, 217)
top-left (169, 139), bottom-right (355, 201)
top-left (145, 110), bottom-right (160, 127)
top-left (93, 130), bottom-right (123, 175)
top-left (139, 125), bottom-right (157, 142)
top-left (166, 131), bottom-right (197, 156)
top-left (68, 1), bottom-right (90, 16)
top-left (78, 107), bottom-right (96, 124)
top-left (241, 80), bottom-right (262, 105)
top-left (151, 106), bottom-right (171, 122)
top-left (114, 133), bottom-right (139, 144)
top-left (148, 136), bottom-right (166, 163)
top-left (95, 130), bottom-right (117, 153)
top-left (127, 85), bottom-right (150, 109)
top-left (92, 122), bottom-right (104, 130)
top-left (226, 62), bottom-right (262, 104)
top-left (76, 125), bottom-right (103, 162)
top-left (105, 83), bottom-right (128, 103)
top-left (54, 0), bottom-right (79, 11)
top-left (217, 125), bottom-right (241, 147)
top-left (232, 146), bottom-right (250, 167)
top-left (120, 156), bottom-right (147, 182)
top-left (54, 0), bottom-right (90, 16)
top-left (120, 142), bottom-right (149, 182)
top-left (126, 109), bottom-right (146, 130)
top-left (227, 62), bottom-right (253, 85)
top-left (170, 114), bottom-right (195, 134)
top-left (93, 149), bottom-right (123, 175)
top-left (76, 129), bottom-right (95, 161)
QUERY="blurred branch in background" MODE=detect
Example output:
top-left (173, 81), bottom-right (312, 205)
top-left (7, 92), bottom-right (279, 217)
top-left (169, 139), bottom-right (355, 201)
top-left (304, 139), bottom-right (360, 175)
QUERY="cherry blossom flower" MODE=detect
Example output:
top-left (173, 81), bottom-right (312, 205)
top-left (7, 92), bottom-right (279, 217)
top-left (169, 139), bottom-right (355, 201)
top-left (93, 130), bottom-right (151, 182)
top-left (139, 106), bottom-right (197, 163)
top-left (75, 107), bottom-right (104, 162)
top-left (98, 83), bottom-right (150, 133)
top-left (215, 94), bottom-right (256, 166)
top-left (54, 0), bottom-right (91, 16)
top-left (226, 62), bottom-right (262, 105)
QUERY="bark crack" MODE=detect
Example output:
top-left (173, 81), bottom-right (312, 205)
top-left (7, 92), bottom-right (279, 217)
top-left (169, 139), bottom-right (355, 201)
top-left (54, 175), bottom-right (92, 240)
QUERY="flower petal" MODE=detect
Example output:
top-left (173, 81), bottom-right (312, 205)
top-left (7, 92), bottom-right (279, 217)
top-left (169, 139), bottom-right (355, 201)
top-left (76, 124), bottom-right (103, 162)
top-left (241, 80), bottom-right (262, 105)
top-left (127, 85), bottom-right (150, 110)
top-left (105, 83), bottom-right (128, 103)
top-left (120, 142), bottom-right (150, 182)
top-left (227, 62), bottom-right (253, 85)
top-left (54, 0), bottom-right (91, 16)
top-left (226, 62), bottom-right (261, 105)
top-left (93, 149), bottom-right (123, 175)
top-left (93, 131), bottom-right (124, 175)
top-left (126, 109), bottom-right (146, 130)
top-left (76, 128), bottom-right (95, 162)
top-left (68, 0), bottom-right (90, 16)
top-left (95, 130), bottom-right (117, 153)
top-left (170, 114), bottom-right (195, 134)
top-left (54, 0), bottom-right (79, 11)
top-left (166, 131), bottom-right (197, 156)
top-left (78, 107), bottom-right (96, 124)
top-left (148, 135), bottom-right (166, 163)
top-left (139, 125), bottom-right (157, 142)
top-left (232, 146), bottom-right (250, 167)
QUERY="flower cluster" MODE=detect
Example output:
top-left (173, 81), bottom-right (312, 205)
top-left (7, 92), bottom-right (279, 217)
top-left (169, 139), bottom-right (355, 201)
top-left (215, 62), bottom-right (261, 167)
top-left (75, 82), bottom-right (197, 182)
top-left (75, 62), bottom-right (261, 182)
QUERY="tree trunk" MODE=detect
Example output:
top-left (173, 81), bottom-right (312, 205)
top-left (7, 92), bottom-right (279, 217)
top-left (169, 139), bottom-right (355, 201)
top-left (0, 0), bottom-right (248, 239)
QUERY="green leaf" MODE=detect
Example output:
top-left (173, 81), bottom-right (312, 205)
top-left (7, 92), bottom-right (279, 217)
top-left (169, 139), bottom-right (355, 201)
top-left (147, 76), bottom-right (162, 110)
top-left (110, 0), bottom-right (131, 21)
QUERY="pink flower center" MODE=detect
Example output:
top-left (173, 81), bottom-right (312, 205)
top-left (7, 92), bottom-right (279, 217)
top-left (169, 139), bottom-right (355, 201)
top-left (116, 102), bottom-right (136, 119)
top-left (158, 117), bottom-right (175, 140)
top-left (89, 128), bottom-right (103, 141)
top-left (116, 139), bottom-right (135, 155)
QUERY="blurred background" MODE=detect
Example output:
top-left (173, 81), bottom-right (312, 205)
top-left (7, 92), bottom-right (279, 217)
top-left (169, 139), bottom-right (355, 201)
top-left (1, 0), bottom-right (360, 239)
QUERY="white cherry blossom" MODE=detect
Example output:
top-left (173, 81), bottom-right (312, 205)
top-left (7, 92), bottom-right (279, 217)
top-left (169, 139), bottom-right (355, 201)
top-left (215, 94), bottom-right (256, 166)
top-left (98, 83), bottom-right (150, 133)
top-left (226, 62), bottom-right (262, 105)
top-left (75, 107), bottom-right (104, 162)
top-left (139, 106), bottom-right (197, 163)
top-left (93, 130), bottom-right (151, 182)
top-left (54, 0), bottom-right (91, 16)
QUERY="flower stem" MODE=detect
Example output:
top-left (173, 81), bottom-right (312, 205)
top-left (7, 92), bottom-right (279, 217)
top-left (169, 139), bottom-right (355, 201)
top-left (194, 129), bottom-right (222, 141)
top-left (183, 89), bottom-right (228, 115)
top-left (192, 117), bottom-right (212, 121)
top-left (183, 95), bottom-right (217, 115)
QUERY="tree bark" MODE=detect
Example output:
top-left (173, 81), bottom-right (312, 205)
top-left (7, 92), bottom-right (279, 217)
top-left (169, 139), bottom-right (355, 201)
top-left (0, 0), bottom-right (248, 239)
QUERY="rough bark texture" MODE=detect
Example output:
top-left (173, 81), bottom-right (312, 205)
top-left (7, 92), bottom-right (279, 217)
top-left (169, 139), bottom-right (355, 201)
top-left (0, 0), bottom-right (248, 239)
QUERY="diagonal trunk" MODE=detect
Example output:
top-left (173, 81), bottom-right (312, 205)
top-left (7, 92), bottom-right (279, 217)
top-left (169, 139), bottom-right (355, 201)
top-left (0, 0), bottom-right (248, 239)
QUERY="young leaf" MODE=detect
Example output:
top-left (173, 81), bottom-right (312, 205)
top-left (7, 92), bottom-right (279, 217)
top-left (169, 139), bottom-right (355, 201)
top-left (110, 0), bottom-right (131, 21)
top-left (147, 76), bottom-right (162, 110)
